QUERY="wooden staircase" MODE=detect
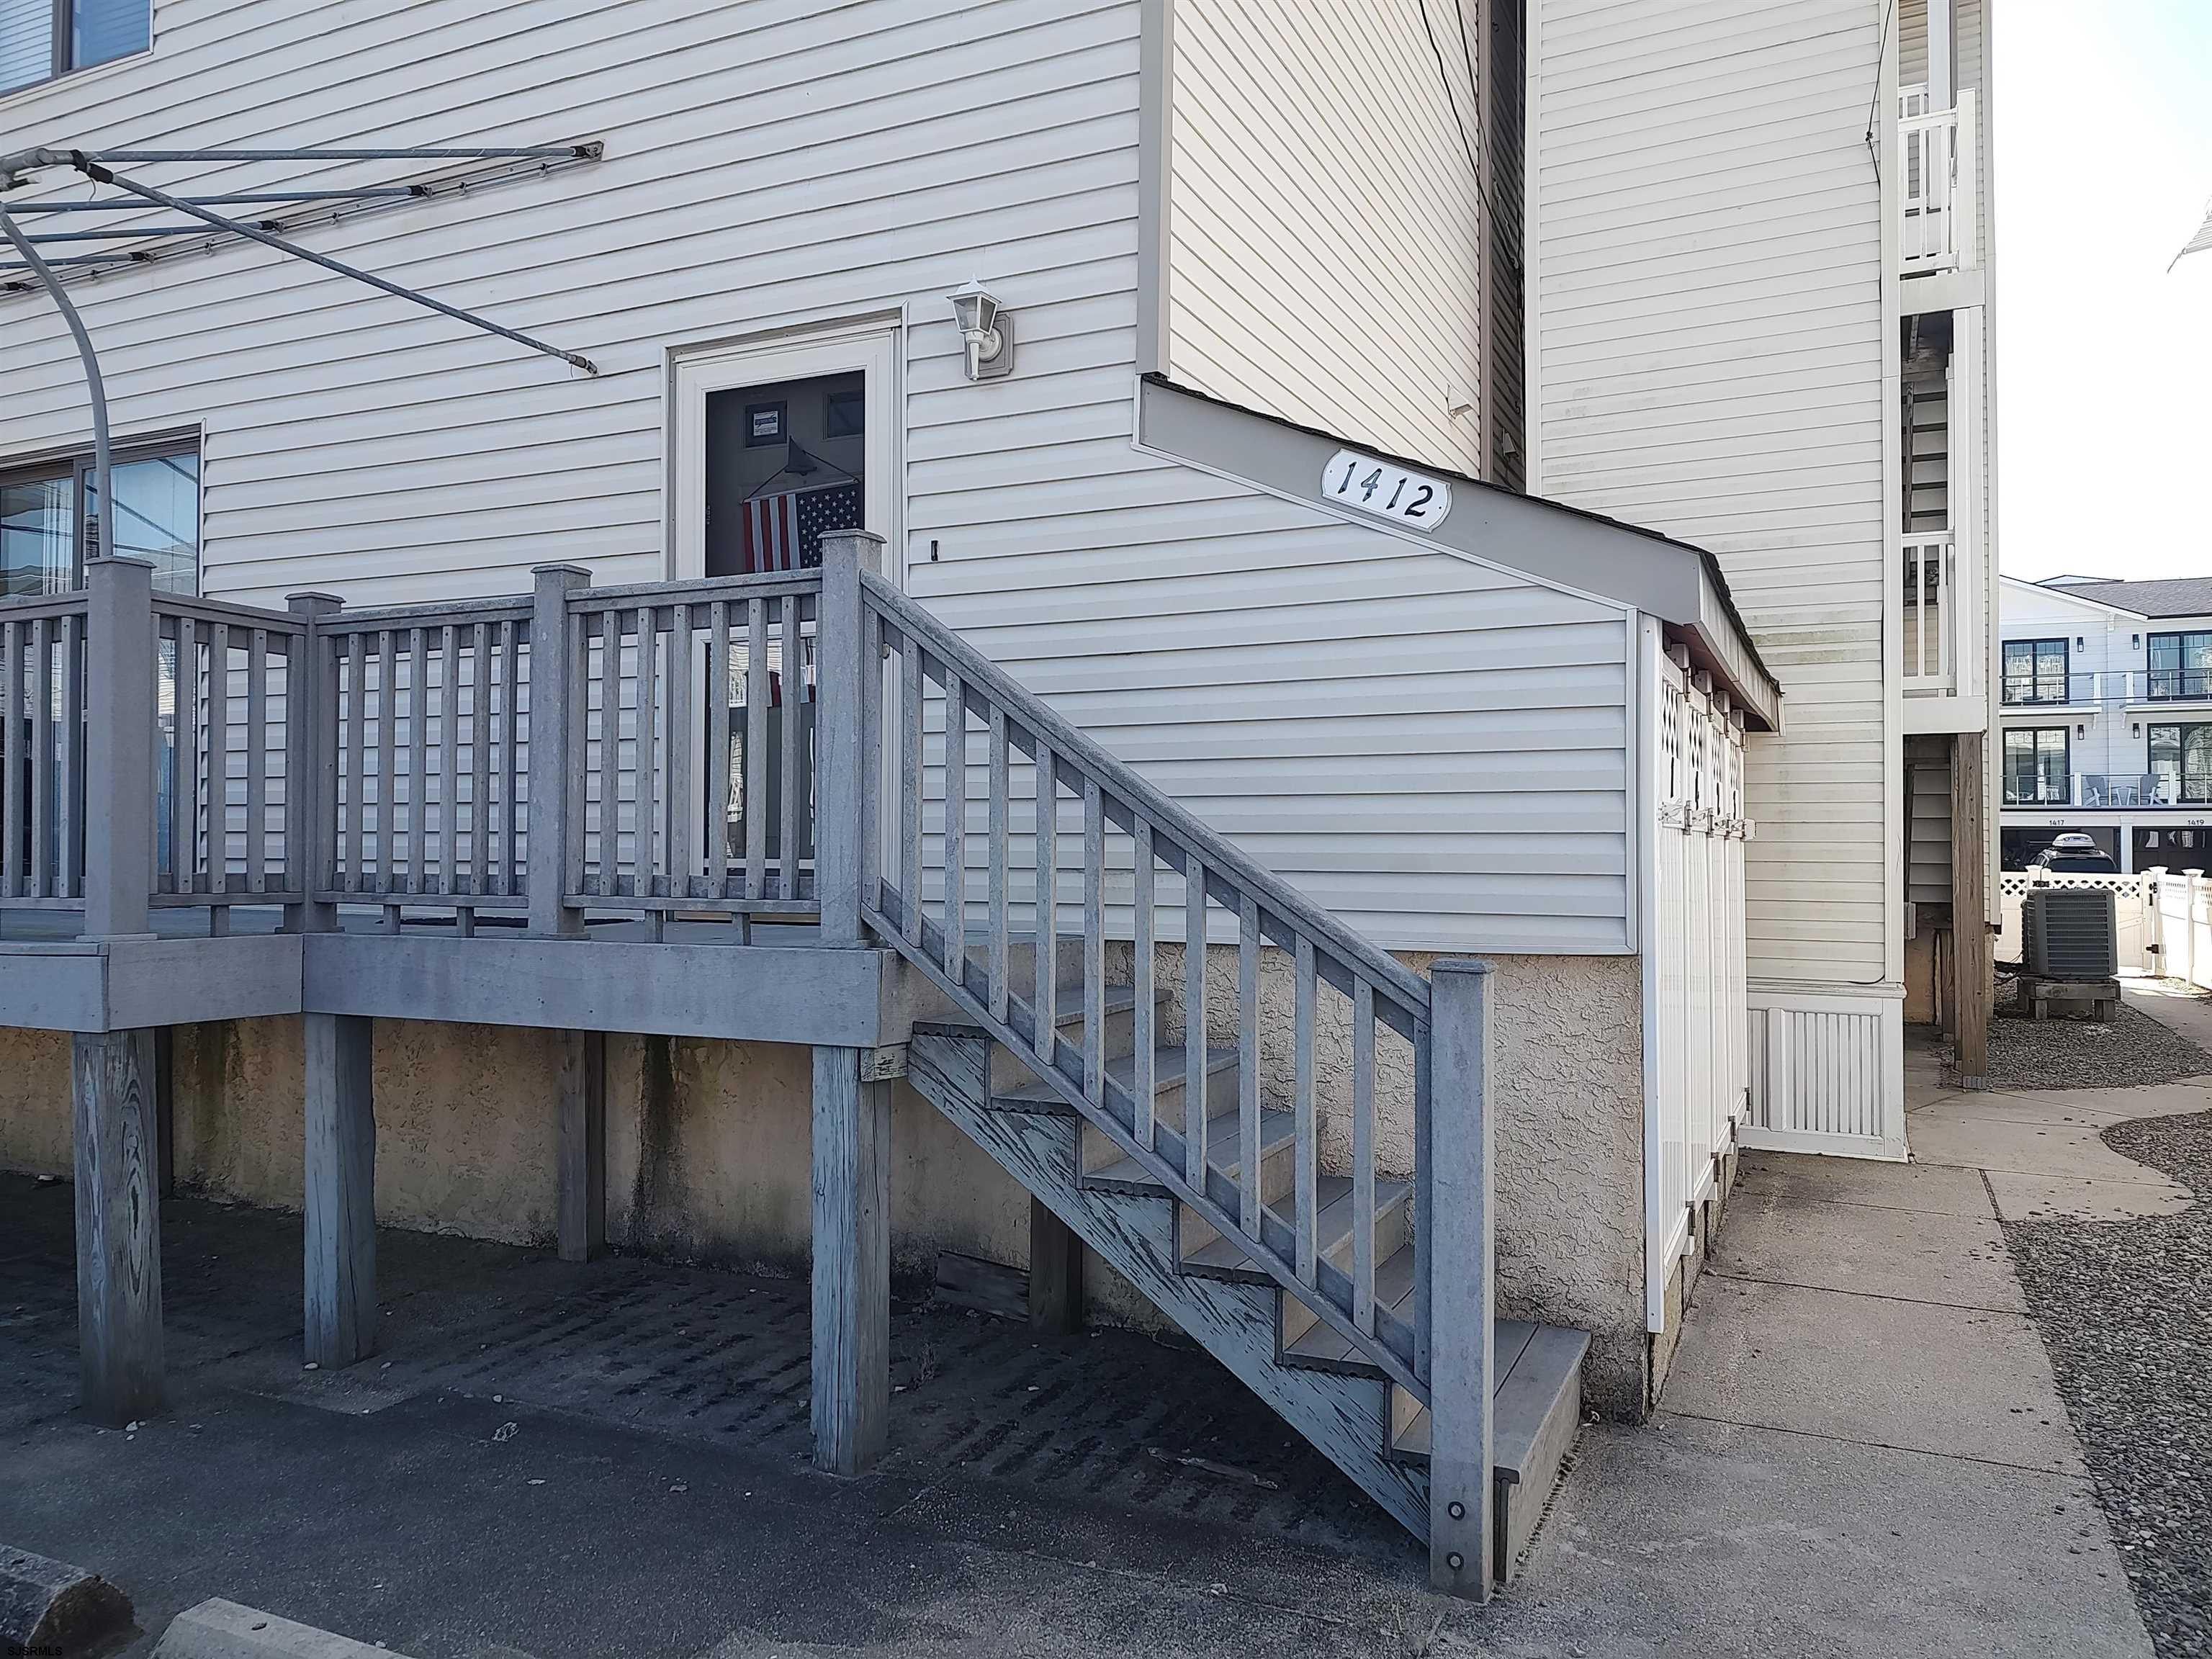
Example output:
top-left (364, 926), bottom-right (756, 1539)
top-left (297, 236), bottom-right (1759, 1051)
top-left (858, 571), bottom-right (1588, 1593)
top-left (899, 938), bottom-right (1589, 1587)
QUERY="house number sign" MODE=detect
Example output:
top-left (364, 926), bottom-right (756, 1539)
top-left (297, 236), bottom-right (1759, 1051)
top-left (1322, 448), bottom-right (1453, 531)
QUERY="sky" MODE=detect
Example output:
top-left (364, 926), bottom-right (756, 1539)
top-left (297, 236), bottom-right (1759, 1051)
top-left (1997, 1), bottom-right (2212, 580)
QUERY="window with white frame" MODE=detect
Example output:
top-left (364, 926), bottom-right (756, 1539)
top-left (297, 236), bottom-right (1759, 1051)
top-left (0, 0), bottom-right (150, 94)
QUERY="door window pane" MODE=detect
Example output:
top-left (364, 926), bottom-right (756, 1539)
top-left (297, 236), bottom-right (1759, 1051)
top-left (0, 473), bottom-right (75, 597)
top-left (704, 371), bottom-right (866, 577)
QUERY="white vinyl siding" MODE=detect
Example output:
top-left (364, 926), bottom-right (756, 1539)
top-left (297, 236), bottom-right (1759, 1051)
top-left (0, 0), bottom-right (1633, 954)
top-left (1163, 0), bottom-right (1487, 478)
top-left (0, 0), bottom-right (1146, 603)
top-left (1529, 0), bottom-right (1889, 985)
top-left (909, 463), bottom-right (1635, 952)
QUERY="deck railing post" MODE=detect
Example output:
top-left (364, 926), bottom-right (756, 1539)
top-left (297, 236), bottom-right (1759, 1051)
top-left (285, 593), bottom-right (344, 933)
top-left (1426, 958), bottom-right (1495, 1600)
top-left (82, 556), bottom-right (156, 938)
top-left (527, 564), bottom-right (590, 938)
top-left (815, 528), bottom-right (884, 947)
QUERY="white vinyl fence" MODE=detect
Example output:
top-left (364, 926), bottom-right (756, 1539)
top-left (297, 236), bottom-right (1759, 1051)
top-left (1997, 869), bottom-right (2158, 976)
top-left (1645, 642), bottom-right (1750, 1328)
top-left (2147, 869), bottom-right (2212, 991)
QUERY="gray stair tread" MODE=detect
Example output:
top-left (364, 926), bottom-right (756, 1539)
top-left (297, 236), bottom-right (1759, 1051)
top-left (1052, 981), bottom-right (1141, 1026)
top-left (1182, 1174), bottom-right (1411, 1275)
top-left (993, 1041), bottom-right (1233, 1110)
top-left (1390, 1321), bottom-right (1588, 1475)
top-left (1281, 1241), bottom-right (1419, 1367)
top-left (1084, 1099), bottom-right (1292, 1190)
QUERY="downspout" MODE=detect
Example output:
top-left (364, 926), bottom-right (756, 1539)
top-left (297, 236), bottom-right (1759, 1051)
top-left (0, 193), bottom-right (112, 566)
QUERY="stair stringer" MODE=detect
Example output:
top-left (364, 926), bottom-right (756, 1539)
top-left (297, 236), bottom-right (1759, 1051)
top-left (909, 1029), bottom-right (1431, 1544)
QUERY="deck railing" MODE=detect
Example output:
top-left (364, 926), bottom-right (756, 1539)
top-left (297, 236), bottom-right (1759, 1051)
top-left (0, 590), bottom-right (89, 907)
top-left (0, 557), bottom-right (828, 938)
top-left (855, 562), bottom-right (1446, 1399)
top-left (1899, 86), bottom-right (1977, 276)
top-left (158, 593), bottom-right (312, 924)
top-left (1900, 531), bottom-right (1959, 692)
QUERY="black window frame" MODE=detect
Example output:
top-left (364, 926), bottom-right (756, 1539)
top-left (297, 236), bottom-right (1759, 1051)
top-left (2000, 637), bottom-right (2071, 706)
top-left (0, 0), bottom-right (151, 95)
top-left (0, 434), bottom-right (201, 596)
top-left (2146, 630), bottom-right (2212, 703)
top-left (2147, 722), bottom-right (2212, 805)
top-left (2001, 726), bottom-right (2071, 806)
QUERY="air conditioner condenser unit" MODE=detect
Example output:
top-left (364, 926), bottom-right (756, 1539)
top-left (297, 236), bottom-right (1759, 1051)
top-left (2021, 889), bottom-right (2118, 981)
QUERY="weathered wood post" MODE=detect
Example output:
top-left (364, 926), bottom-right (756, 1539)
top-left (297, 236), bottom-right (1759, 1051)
top-left (557, 1029), bottom-right (606, 1262)
top-left (814, 528), bottom-right (881, 949)
top-left (1426, 958), bottom-right (1495, 1600)
top-left (809, 526), bottom-right (892, 1475)
top-left (73, 1028), bottom-right (162, 1424)
top-left (1951, 732), bottom-right (1990, 1089)
top-left (303, 1011), bottom-right (377, 1367)
top-left (75, 557), bottom-right (164, 1424)
top-left (283, 593), bottom-right (343, 935)
top-left (527, 564), bottom-right (589, 940)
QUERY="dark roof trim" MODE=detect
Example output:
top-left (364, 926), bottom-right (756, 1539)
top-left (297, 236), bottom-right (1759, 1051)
top-left (2036, 575), bottom-right (2212, 619)
top-left (1135, 374), bottom-right (1780, 731)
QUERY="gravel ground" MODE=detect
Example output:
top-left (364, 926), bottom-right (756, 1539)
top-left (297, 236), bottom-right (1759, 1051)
top-left (2005, 1107), bottom-right (2212, 1658)
top-left (1946, 985), bottom-right (2212, 1091)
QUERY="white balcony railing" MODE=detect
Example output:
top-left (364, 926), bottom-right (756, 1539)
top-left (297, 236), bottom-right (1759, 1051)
top-left (1901, 531), bottom-right (1959, 692)
top-left (1899, 86), bottom-right (1978, 275)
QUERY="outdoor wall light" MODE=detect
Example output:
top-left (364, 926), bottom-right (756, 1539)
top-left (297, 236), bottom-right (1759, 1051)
top-left (948, 279), bottom-right (1014, 381)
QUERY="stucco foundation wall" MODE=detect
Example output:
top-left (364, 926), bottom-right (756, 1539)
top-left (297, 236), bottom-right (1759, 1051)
top-left (167, 1017), bottom-right (567, 1244)
top-left (1112, 941), bottom-right (1650, 1416)
top-left (601, 1035), bottom-right (1157, 1326)
top-left (0, 1026), bottom-right (71, 1178)
top-left (0, 949), bottom-right (1655, 1408)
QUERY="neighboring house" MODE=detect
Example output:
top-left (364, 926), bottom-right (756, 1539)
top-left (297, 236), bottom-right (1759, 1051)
top-left (0, 0), bottom-right (1980, 1593)
top-left (1525, 0), bottom-right (2000, 1136)
top-left (1999, 574), bottom-right (2212, 873)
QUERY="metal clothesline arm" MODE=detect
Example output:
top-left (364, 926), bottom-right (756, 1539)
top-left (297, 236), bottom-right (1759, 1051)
top-left (72, 146), bottom-right (594, 163)
top-left (0, 204), bottom-right (111, 557)
top-left (4, 190), bottom-right (432, 211)
top-left (71, 154), bottom-right (598, 374)
top-left (18, 225), bottom-right (289, 239)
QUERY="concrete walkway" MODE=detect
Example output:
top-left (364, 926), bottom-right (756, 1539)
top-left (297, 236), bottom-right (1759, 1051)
top-left (1495, 1028), bottom-right (2167, 1658)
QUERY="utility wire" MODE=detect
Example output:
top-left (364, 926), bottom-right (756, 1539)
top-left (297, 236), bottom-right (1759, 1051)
top-left (1864, 0), bottom-right (1896, 180)
top-left (1417, 0), bottom-right (1500, 230)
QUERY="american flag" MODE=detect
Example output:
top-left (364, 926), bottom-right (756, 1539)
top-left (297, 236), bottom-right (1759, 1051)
top-left (737, 480), bottom-right (863, 573)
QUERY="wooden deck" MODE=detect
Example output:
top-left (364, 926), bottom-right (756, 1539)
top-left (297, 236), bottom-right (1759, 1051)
top-left (0, 534), bottom-right (1562, 1597)
top-left (0, 908), bottom-right (905, 1045)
